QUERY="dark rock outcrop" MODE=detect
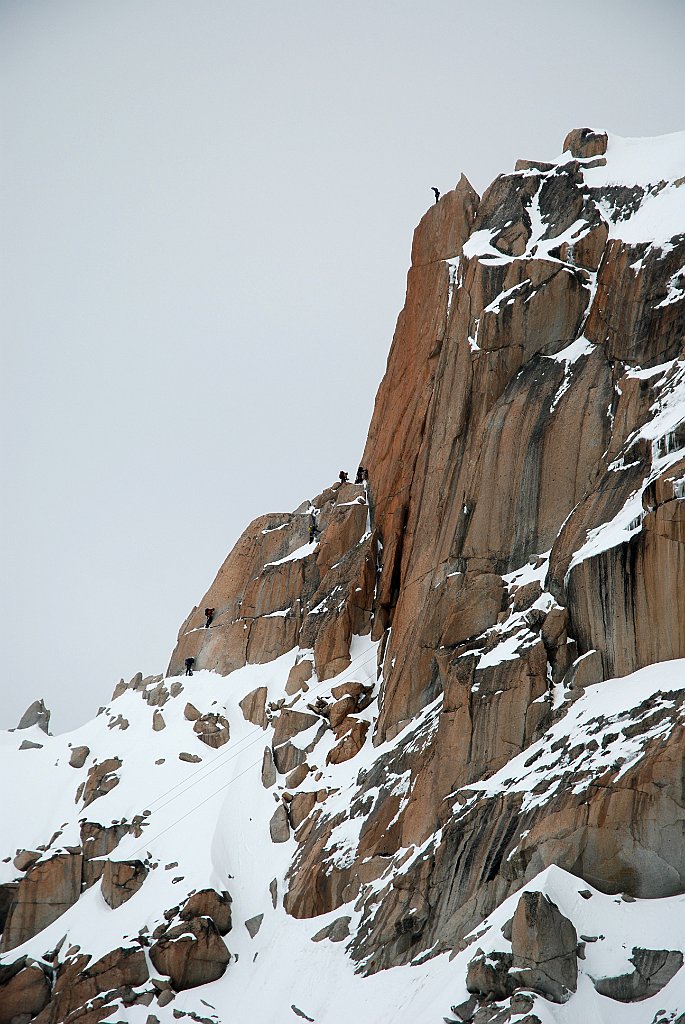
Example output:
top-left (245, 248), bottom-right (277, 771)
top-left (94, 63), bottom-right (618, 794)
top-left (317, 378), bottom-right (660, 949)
top-left (509, 892), bottom-right (578, 1002)
top-left (17, 700), bottom-right (51, 733)
top-left (594, 947), bottom-right (683, 1001)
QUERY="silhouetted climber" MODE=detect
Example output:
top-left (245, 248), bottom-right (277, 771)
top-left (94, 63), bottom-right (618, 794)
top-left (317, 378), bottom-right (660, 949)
top-left (355, 466), bottom-right (365, 484)
top-left (363, 467), bottom-right (369, 482)
top-left (204, 607), bottom-right (215, 628)
top-left (309, 511), bottom-right (321, 543)
top-left (432, 187), bottom-right (440, 204)
top-left (184, 657), bottom-right (195, 677)
top-left (339, 470), bottom-right (349, 484)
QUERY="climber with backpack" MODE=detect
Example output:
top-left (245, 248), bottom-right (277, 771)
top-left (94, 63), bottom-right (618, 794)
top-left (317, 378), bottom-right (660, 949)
top-left (184, 657), bottom-right (195, 677)
top-left (204, 607), bottom-right (215, 628)
top-left (309, 513), bottom-right (320, 544)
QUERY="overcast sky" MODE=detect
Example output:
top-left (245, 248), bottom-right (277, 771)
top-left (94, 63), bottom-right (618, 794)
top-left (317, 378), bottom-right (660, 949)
top-left (2, 0), bottom-right (684, 733)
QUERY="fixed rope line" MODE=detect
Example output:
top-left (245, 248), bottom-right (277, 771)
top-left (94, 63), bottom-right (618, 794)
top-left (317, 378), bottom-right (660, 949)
top-left (121, 502), bottom-right (468, 852)
top-left (141, 647), bottom-right (380, 822)
top-left (127, 646), bottom-right (381, 860)
top-left (129, 642), bottom-right (382, 823)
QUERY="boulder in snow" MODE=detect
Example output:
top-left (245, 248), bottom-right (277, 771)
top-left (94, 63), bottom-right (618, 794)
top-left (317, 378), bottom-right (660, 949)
top-left (510, 891), bottom-right (578, 1003)
top-left (17, 699), bottom-right (50, 733)
top-left (593, 946), bottom-right (683, 1001)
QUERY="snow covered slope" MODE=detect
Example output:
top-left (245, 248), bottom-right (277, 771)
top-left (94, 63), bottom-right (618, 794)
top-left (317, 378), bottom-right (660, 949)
top-left (1, 127), bottom-right (684, 1024)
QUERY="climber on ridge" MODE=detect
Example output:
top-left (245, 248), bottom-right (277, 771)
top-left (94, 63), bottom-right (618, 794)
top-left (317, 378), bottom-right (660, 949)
top-left (204, 607), bottom-right (215, 628)
top-left (432, 187), bottom-right (440, 204)
top-left (309, 513), bottom-right (320, 544)
top-left (355, 466), bottom-right (365, 484)
top-left (184, 657), bottom-right (195, 677)
top-left (339, 470), bottom-right (349, 484)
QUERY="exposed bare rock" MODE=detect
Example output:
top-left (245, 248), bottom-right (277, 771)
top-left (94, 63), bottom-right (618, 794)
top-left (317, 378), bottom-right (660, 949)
top-left (466, 949), bottom-right (515, 1001)
top-left (17, 699), bottom-right (51, 733)
top-left (328, 696), bottom-right (357, 730)
top-left (509, 892), bottom-right (578, 1002)
top-left (69, 745), bottom-right (90, 769)
top-left (449, 994), bottom-right (479, 1022)
top-left (411, 174), bottom-right (479, 266)
top-left (193, 712), bottom-right (230, 748)
top-left (585, 236), bottom-right (685, 366)
top-left (80, 820), bottom-right (142, 860)
top-left (593, 947), bottom-right (683, 1001)
top-left (40, 945), bottom-right (148, 1023)
top-left (180, 889), bottom-right (232, 936)
top-left (13, 850), bottom-right (41, 872)
top-left (473, 172), bottom-right (539, 255)
top-left (7, 128), bottom-right (684, 1022)
top-left (19, 739), bottom-right (43, 750)
top-left (556, 219), bottom-right (608, 271)
top-left (326, 721), bottom-right (369, 765)
top-left (289, 792), bottom-right (317, 830)
top-left (81, 757), bottom-right (122, 807)
top-left (0, 884), bottom-right (19, 935)
top-left (285, 763), bottom-right (310, 788)
top-left (149, 917), bottom-right (230, 991)
top-left (153, 710), bottom-right (166, 731)
top-left (272, 709), bottom-right (318, 746)
top-left (239, 686), bottom-right (268, 727)
top-left (111, 678), bottom-right (128, 700)
top-left (107, 713), bottom-right (129, 730)
top-left (261, 746), bottom-right (277, 788)
top-left (101, 860), bottom-right (148, 909)
top-left (184, 702), bottom-right (200, 721)
top-left (83, 859), bottom-right (107, 890)
top-left (0, 962), bottom-right (51, 1024)
top-left (311, 916), bottom-right (351, 943)
top-left (270, 804), bottom-right (291, 844)
top-left (286, 659), bottom-right (313, 696)
top-left (0, 853), bottom-right (82, 952)
top-left (330, 680), bottom-right (373, 704)
top-left (244, 914), bottom-right (263, 938)
top-left (273, 741), bottom-right (307, 775)
top-left (563, 126), bottom-right (608, 159)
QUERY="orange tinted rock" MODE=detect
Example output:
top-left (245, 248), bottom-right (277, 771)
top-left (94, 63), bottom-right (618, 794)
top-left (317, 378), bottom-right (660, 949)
top-left (285, 659), bottom-right (313, 696)
top-left (0, 964), bottom-right (51, 1024)
top-left (585, 236), bottom-right (685, 366)
top-left (328, 696), bottom-right (357, 730)
top-left (326, 721), bottom-right (369, 765)
top-left (272, 709), bottom-right (318, 747)
top-left (150, 917), bottom-right (230, 991)
top-left (180, 889), bottom-right (232, 936)
top-left (0, 854), bottom-right (82, 952)
top-left (82, 757), bottom-right (122, 808)
top-left (101, 860), bottom-right (147, 909)
top-left (410, 174), bottom-right (479, 267)
top-left (563, 127), bottom-right (608, 158)
top-left (193, 712), bottom-right (230, 748)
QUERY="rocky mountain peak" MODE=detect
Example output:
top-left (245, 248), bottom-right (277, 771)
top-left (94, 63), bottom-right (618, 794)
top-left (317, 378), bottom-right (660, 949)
top-left (1, 128), bottom-right (685, 1024)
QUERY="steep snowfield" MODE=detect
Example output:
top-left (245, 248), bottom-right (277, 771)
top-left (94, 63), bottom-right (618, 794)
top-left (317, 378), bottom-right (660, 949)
top-left (2, 647), bottom-right (684, 1022)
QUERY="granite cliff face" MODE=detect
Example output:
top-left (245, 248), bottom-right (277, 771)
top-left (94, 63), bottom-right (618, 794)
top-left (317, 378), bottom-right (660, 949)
top-left (2, 129), bottom-right (685, 1024)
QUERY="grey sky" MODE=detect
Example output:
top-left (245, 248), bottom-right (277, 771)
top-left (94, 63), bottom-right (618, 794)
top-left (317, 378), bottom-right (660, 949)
top-left (2, 0), bottom-right (684, 733)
